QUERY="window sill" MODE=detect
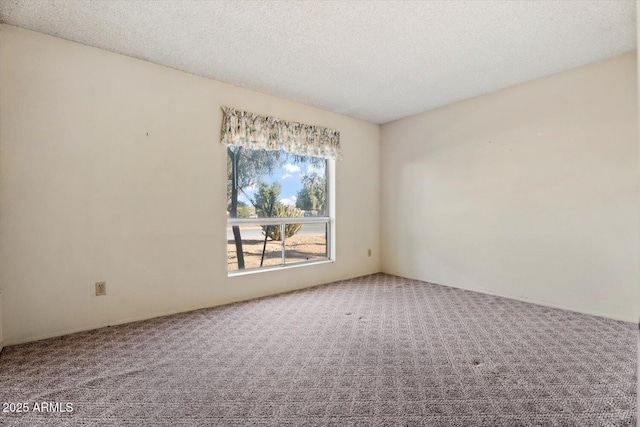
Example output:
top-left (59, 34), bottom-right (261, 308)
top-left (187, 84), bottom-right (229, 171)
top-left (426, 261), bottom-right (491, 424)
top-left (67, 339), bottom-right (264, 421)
top-left (227, 259), bottom-right (334, 277)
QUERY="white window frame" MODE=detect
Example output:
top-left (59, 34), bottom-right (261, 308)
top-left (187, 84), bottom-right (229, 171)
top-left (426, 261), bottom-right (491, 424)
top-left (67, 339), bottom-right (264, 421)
top-left (227, 158), bottom-right (335, 276)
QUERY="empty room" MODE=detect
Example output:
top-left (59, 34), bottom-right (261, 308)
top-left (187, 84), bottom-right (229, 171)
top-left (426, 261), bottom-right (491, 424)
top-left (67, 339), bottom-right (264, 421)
top-left (0, 1), bottom-right (638, 426)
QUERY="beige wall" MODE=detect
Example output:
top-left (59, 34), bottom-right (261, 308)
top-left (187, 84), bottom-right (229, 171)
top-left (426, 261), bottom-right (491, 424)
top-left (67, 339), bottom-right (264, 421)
top-left (0, 25), bottom-right (381, 345)
top-left (381, 52), bottom-right (640, 323)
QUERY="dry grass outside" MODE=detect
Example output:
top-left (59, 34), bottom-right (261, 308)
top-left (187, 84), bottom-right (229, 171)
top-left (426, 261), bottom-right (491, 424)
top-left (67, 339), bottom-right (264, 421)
top-left (227, 233), bottom-right (327, 271)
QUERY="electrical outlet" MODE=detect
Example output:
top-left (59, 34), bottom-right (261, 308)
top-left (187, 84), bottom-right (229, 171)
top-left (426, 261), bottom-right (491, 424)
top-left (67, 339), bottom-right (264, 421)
top-left (95, 281), bottom-right (106, 296)
top-left (367, 249), bottom-right (372, 257)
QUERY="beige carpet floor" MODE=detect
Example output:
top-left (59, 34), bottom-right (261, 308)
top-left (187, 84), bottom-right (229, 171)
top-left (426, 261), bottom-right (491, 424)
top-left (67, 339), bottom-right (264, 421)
top-left (0, 273), bottom-right (637, 426)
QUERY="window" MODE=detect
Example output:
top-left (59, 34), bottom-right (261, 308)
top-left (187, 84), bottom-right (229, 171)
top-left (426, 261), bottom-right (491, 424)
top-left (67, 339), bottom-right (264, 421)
top-left (227, 147), bottom-right (332, 272)
top-left (221, 107), bottom-right (340, 275)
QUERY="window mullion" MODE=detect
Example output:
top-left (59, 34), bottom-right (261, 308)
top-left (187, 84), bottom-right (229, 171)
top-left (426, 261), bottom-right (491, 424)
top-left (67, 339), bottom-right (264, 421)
top-left (228, 217), bottom-right (329, 226)
top-left (281, 223), bottom-right (286, 265)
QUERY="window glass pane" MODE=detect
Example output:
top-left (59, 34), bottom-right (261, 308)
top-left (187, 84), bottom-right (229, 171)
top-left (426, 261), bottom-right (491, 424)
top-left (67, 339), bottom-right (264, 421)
top-left (285, 223), bottom-right (328, 264)
top-left (227, 147), bottom-right (327, 220)
top-left (227, 223), bottom-right (283, 271)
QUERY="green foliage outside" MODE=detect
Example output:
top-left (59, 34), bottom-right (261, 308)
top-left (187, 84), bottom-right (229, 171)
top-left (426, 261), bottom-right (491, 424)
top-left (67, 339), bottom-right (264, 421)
top-left (296, 172), bottom-right (326, 215)
top-left (228, 201), bottom-right (253, 219)
top-left (254, 182), bottom-right (281, 217)
top-left (263, 205), bottom-right (303, 241)
top-left (254, 182), bottom-right (303, 241)
top-left (227, 147), bottom-right (283, 215)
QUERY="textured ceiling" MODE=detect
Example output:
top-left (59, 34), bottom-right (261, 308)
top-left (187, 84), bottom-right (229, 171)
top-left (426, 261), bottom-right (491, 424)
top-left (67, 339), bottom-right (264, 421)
top-left (0, 0), bottom-right (636, 124)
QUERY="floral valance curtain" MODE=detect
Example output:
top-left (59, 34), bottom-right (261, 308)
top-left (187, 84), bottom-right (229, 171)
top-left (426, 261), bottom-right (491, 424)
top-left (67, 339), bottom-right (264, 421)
top-left (220, 107), bottom-right (341, 160)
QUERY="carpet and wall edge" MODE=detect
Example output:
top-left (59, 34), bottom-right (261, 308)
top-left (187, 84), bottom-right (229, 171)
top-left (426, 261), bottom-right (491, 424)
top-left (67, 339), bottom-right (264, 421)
top-left (380, 268), bottom-right (639, 325)
top-left (2, 268), bottom-right (379, 347)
